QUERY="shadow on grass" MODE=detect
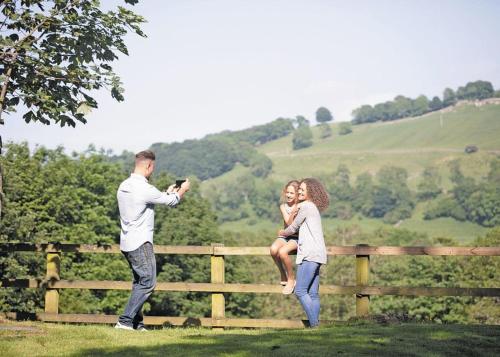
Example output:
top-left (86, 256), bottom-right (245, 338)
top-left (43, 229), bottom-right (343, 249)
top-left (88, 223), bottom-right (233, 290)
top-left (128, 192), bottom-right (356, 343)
top-left (73, 323), bottom-right (500, 357)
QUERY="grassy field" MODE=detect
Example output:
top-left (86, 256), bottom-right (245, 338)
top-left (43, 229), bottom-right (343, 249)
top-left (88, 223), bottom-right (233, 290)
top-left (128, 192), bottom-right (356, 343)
top-left (1, 320), bottom-right (499, 356)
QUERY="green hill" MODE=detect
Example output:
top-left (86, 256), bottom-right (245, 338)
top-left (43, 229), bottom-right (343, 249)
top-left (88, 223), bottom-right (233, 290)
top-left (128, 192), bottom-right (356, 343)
top-left (257, 101), bottom-right (500, 188)
top-left (201, 102), bottom-right (500, 242)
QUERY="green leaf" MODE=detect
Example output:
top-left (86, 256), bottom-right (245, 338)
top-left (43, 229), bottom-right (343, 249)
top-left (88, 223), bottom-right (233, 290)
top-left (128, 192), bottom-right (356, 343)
top-left (77, 102), bottom-right (92, 115)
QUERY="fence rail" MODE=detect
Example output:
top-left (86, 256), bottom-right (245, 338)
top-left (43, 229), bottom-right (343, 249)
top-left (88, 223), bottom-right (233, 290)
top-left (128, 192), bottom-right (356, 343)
top-left (1, 243), bottom-right (499, 256)
top-left (1, 242), bottom-right (499, 329)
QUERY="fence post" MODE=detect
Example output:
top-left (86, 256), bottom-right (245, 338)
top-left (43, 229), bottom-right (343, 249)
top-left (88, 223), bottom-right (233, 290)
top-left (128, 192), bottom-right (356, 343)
top-left (355, 244), bottom-right (370, 316)
top-left (211, 243), bottom-right (225, 329)
top-left (45, 251), bottom-right (61, 314)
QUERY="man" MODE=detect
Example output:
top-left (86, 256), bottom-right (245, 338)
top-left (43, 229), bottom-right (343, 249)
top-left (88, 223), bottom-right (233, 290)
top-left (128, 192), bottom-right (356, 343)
top-left (115, 150), bottom-right (190, 331)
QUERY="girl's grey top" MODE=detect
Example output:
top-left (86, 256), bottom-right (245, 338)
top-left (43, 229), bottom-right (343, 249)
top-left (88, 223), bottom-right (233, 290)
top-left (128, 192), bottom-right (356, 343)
top-left (282, 201), bottom-right (327, 265)
top-left (282, 204), bottom-right (298, 239)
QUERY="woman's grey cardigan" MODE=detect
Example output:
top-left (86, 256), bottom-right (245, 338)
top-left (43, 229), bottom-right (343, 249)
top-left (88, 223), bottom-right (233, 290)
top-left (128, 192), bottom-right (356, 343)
top-left (282, 201), bottom-right (327, 265)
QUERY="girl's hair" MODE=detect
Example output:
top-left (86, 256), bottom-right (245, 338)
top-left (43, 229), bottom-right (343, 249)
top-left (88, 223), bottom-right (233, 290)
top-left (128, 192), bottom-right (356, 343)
top-left (281, 180), bottom-right (300, 203)
top-left (300, 178), bottom-right (329, 212)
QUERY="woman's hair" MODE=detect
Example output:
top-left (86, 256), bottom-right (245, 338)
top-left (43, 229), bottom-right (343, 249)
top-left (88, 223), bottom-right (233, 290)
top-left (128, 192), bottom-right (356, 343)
top-left (301, 178), bottom-right (329, 212)
top-left (281, 180), bottom-right (300, 203)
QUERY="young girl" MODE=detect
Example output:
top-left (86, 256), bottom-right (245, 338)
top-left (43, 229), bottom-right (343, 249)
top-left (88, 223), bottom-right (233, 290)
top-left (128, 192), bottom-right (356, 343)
top-left (278, 178), bottom-right (329, 328)
top-left (270, 180), bottom-right (300, 295)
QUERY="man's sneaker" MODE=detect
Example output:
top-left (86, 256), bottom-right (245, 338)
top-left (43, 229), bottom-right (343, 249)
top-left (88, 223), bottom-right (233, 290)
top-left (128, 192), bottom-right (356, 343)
top-left (136, 326), bottom-right (148, 331)
top-left (114, 321), bottom-right (134, 330)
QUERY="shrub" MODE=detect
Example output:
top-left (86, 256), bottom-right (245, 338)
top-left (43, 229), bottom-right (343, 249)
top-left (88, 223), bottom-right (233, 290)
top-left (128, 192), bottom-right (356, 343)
top-left (339, 122), bottom-right (353, 135)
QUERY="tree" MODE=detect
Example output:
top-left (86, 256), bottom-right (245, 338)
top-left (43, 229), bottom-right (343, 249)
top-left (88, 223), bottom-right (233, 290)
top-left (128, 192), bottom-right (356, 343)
top-left (424, 159), bottom-right (500, 227)
top-left (291, 115), bottom-right (312, 150)
top-left (393, 95), bottom-right (413, 118)
top-left (0, 0), bottom-right (146, 142)
top-left (352, 172), bottom-right (374, 216)
top-left (373, 103), bottom-right (388, 121)
top-left (371, 166), bottom-right (414, 223)
top-left (463, 228), bottom-right (500, 324)
top-left (318, 123), bottom-right (332, 139)
top-left (315, 107), bottom-right (333, 123)
top-left (145, 118), bottom-right (295, 180)
top-left (150, 173), bottom-right (253, 317)
top-left (351, 104), bottom-right (375, 124)
top-left (218, 118), bottom-right (294, 146)
top-left (323, 165), bottom-right (354, 219)
top-left (429, 96), bottom-right (443, 111)
top-left (248, 153), bottom-right (272, 178)
top-left (248, 179), bottom-right (282, 221)
top-left (443, 88), bottom-right (456, 107)
top-left (0, 0), bottom-right (145, 216)
top-left (417, 167), bottom-right (442, 200)
top-left (464, 80), bottom-right (494, 100)
top-left (411, 95), bottom-right (429, 116)
top-left (424, 196), bottom-right (467, 221)
top-left (150, 139), bottom-right (240, 180)
top-left (292, 125), bottom-right (313, 150)
top-left (456, 86), bottom-right (466, 100)
top-left (0, 143), bottom-right (129, 314)
top-left (294, 115), bottom-right (310, 128)
top-left (0, 143), bottom-right (259, 318)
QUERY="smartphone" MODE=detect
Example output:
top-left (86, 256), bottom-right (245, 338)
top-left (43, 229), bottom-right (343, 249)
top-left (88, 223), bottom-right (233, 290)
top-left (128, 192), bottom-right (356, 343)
top-left (175, 179), bottom-right (186, 188)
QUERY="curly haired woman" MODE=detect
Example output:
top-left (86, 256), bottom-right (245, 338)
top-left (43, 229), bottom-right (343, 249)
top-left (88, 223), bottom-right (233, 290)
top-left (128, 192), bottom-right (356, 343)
top-left (278, 178), bottom-right (329, 328)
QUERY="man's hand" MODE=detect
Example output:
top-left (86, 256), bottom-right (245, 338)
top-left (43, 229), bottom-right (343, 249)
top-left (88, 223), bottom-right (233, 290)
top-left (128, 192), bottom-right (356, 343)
top-left (180, 179), bottom-right (190, 192)
top-left (166, 184), bottom-right (177, 193)
top-left (177, 178), bottom-right (190, 198)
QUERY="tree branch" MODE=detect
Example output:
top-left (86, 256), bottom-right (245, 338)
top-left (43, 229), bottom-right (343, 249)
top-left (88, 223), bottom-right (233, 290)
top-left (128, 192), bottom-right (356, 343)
top-left (0, 0), bottom-right (81, 126)
top-left (14, 0), bottom-right (80, 48)
top-left (0, 15), bottom-right (8, 32)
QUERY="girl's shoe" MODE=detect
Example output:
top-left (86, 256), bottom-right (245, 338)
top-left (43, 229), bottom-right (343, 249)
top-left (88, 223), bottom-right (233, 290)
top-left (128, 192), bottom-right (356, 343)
top-left (280, 281), bottom-right (287, 286)
top-left (282, 280), bottom-right (296, 295)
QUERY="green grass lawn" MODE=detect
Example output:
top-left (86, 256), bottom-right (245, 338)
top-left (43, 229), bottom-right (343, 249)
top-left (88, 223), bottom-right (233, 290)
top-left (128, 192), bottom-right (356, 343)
top-left (1, 320), bottom-right (499, 356)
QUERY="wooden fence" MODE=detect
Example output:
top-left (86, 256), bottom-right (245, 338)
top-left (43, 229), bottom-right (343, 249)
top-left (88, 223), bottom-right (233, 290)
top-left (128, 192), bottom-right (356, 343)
top-left (1, 243), bottom-right (499, 329)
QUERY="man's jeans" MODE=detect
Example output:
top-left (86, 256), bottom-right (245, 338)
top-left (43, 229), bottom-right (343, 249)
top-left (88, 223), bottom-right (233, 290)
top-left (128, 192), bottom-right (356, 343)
top-left (118, 242), bottom-right (156, 329)
top-left (295, 260), bottom-right (321, 327)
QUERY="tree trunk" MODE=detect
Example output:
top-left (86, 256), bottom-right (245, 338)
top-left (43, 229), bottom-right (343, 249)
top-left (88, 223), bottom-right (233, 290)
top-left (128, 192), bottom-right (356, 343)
top-left (0, 160), bottom-right (3, 220)
top-left (0, 65), bottom-right (14, 126)
top-left (0, 64), bottom-right (13, 208)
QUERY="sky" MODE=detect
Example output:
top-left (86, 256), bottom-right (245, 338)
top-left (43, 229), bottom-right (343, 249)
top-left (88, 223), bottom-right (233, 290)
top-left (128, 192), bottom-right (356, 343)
top-left (3, 0), bottom-right (500, 154)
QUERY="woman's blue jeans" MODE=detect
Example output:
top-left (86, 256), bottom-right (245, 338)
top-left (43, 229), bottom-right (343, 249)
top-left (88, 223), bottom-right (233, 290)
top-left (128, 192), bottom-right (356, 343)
top-left (295, 260), bottom-right (321, 327)
top-left (118, 242), bottom-right (156, 329)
